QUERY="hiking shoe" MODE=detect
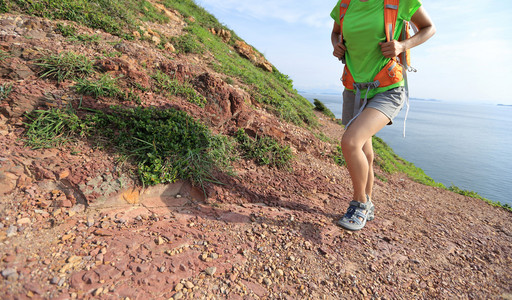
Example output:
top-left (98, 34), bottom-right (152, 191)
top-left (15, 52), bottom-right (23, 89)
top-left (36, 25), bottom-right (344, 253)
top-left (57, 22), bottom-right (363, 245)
top-left (338, 200), bottom-right (373, 231)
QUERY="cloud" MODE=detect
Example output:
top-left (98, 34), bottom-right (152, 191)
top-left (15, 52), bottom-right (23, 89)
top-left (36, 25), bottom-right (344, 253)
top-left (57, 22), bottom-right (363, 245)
top-left (198, 0), bottom-right (334, 28)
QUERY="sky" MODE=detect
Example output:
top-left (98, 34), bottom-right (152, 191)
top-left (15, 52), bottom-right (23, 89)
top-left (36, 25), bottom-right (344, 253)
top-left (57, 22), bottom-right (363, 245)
top-left (196, 0), bottom-right (512, 104)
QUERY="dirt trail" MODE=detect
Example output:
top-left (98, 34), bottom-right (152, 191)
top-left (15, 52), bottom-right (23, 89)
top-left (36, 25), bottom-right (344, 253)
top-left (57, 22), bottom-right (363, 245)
top-left (1, 113), bottom-right (510, 299)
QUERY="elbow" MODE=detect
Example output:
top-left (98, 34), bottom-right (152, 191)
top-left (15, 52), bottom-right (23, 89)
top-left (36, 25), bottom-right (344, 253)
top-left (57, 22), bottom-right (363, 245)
top-left (430, 24), bottom-right (437, 38)
top-left (418, 23), bottom-right (436, 40)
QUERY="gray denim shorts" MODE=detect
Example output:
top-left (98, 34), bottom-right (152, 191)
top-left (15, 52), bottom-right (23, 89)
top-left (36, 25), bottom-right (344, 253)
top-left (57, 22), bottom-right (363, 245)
top-left (342, 86), bottom-right (406, 126)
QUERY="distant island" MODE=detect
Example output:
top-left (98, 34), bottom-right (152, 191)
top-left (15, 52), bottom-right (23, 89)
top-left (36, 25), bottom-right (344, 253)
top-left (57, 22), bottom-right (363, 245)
top-left (497, 104), bottom-right (512, 107)
top-left (410, 97), bottom-right (441, 102)
top-left (299, 91), bottom-right (443, 102)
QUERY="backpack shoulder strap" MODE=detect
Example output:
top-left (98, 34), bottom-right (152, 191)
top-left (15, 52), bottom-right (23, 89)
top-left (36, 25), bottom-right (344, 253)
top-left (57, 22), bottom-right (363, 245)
top-left (384, 0), bottom-right (399, 42)
top-left (339, 0), bottom-right (351, 42)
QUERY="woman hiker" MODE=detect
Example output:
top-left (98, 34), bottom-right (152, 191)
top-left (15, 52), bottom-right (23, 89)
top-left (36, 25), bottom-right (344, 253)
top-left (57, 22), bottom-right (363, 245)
top-left (330, 0), bottom-right (435, 230)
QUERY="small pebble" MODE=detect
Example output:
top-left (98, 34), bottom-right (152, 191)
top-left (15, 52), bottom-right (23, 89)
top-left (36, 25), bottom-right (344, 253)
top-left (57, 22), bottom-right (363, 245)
top-left (6, 225), bottom-right (17, 237)
top-left (2, 268), bottom-right (18, 280)
top-left (17, 217), bottom-right (31, 225)
top-left (93, 287), bottom-right (103, 296)
top-left (173, 291), bottom-right (183, 299)
top-left (205, 266), bottom-right (217, 276)
top-left (184, 281), bottom-right (194, 289)
top-left (263, 278), bottom-right (272, 286)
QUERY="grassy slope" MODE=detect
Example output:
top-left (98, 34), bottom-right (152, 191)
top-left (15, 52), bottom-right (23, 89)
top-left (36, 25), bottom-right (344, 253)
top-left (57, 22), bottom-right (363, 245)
top-left (4, 0), bottom-right (509, 211)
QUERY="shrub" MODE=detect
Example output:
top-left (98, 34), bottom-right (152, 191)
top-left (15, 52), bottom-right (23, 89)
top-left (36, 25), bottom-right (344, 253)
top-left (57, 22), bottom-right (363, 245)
top-left (24, 105), bottom-right (236, 188)
top-left (88, 106), bottom-right (223, 187)
top-left (313, 99), bottom-right (336, 119)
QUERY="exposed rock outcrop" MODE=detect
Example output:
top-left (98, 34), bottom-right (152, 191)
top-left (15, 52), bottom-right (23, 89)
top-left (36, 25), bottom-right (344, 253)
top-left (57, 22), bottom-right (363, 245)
top-left (235, 40), bottom-right (273, 72)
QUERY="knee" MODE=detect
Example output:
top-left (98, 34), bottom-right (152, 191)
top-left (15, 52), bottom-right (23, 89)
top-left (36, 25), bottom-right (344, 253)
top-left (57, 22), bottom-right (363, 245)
top-left (364, 148), bottom-right (374, 164)
top-left (341, 135), bottom-right (361, 155)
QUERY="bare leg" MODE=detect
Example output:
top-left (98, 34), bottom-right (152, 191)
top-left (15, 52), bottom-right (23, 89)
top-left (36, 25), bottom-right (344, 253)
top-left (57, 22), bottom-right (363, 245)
top-left (362, 137), bottom-right (374, 200)
top-left (341, 108), bottom-right (389, 203)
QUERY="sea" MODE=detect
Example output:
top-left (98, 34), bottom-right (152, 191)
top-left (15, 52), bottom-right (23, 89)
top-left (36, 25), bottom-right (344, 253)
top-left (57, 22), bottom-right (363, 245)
top-left (300, 91), bottom-right (512, 207)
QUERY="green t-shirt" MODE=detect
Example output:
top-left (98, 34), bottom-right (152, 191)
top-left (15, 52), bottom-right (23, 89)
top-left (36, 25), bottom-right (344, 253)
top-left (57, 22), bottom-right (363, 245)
top-left (330, 0), bottom-right (421, 98)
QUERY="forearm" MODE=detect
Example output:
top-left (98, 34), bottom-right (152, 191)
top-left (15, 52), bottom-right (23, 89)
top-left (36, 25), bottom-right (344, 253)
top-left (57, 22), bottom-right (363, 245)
top-left (331, 21), bottom-right (346, 60)
top-left (331, 31), bottom-right (341, 48)
top-left (401, 24), bottom-right (436, 51)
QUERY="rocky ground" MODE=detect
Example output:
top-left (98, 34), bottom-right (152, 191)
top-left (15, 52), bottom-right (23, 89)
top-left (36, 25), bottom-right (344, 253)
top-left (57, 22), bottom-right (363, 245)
top-left (1, 11), bottom-right (511, 300)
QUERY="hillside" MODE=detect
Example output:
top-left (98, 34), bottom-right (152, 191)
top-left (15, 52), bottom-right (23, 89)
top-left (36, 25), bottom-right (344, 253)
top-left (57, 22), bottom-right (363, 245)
top-left (1, 1), bottom-right (511, 299)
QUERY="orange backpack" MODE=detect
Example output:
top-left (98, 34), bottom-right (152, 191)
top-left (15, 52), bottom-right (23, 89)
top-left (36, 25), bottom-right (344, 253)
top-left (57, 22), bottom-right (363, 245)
top-left (338, 0), bottom-right (416, 89)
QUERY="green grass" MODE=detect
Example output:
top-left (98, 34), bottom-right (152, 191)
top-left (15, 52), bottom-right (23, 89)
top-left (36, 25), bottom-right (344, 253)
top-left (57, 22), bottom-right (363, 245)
top-left (0, 0), bottom-right (9, 13)
top-left (207, 134), bottom-right (239, 175)
top-left (333, 145), bottom-right (346, 166)
top-left (56, 23), bottom-right (77, 37)
top-left (0, 83), bottom-right (12, 102)
top-left (235, 128), bottom-right (292, 168)
top-left (0, 49), bottom-right (9, 61)
top-left (152, 70), bottom-right (206, 107)
top-left (69, 33), bottom-right (102, 43)
top-left (23, 107), bottom-right (88, 149)
top-left (10, 0), bottom-right (170, 39)
top-left (101, 50), bottom-right (123, 58)
top-left (74, 74), bottom-right (122, 98)
top-left (171, 33), bottom-right (204, 54)
top-left (448, 186), bottom-right (512, 212)
top-left (35, 51), bottom-right (94, 83)
top-left (314, 131), bottom-right (333, 144)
